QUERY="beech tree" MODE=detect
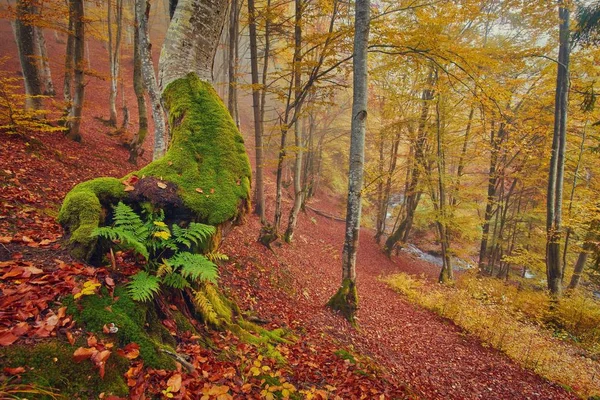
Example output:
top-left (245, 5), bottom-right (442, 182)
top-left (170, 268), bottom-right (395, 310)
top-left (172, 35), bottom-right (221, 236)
top-left (14, 0), bottom-right (43, 111)
top-left (65, 0), bottom-right (85, 141)
top-left (327, 0), bottom-right (370, 324)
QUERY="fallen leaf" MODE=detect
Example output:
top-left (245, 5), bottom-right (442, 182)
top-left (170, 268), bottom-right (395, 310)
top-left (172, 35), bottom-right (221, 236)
top-left (73, 347), bottom-right (96, 362)
top-left (0, 236), bottom-right (12, 244)
top-left (3, 366), bottom-right (25, 375)
top-left (66, 331), bottom-right (76, 345)
top-left (167, 373), bottom-right (182, 393)
top-left (157, 182), bottom-right (167, 189)
top-left (0, 331), bottom-right (18, 346)
top-left (195, 188), bottom-right (204, 193)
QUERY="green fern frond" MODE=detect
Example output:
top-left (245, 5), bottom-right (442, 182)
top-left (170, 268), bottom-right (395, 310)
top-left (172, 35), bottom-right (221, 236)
top-left (92, 226), bottom-right (149, 259)
top-left (205, 252), bottom-right (229, 263)
top-left (112, 202), bottom-right (149, 241)
top-left (127, 271), bottom-right (160, 302)
top-left (162, 273), bottom-right (190, 289)
top-left (173, 223), bottom-right (215, 248)
top-left (193, 289), bottom-right (219, 326)
top-left (167, 252), bottom-right (218, 283)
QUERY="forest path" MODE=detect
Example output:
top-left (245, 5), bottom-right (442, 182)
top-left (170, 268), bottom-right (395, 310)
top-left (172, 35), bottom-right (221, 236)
top-left (221, 198), bottom-right (576, 399)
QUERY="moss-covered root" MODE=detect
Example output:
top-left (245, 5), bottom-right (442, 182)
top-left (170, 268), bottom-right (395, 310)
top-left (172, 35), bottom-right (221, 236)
top-left (327, 278), bottom-right (358, 325)
top-left (58, 72), bottom-right (251, 261)
top-left (58, 177), bottom-right (125, 260)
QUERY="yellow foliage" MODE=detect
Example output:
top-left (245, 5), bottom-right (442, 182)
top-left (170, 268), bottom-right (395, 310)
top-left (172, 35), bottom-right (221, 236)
top-left (74, 280), bottom-right (101, 299)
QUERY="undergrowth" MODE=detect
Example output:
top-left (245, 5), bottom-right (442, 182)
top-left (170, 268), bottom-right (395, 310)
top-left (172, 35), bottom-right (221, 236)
top-left (384, 272), bottom-right (600, 398)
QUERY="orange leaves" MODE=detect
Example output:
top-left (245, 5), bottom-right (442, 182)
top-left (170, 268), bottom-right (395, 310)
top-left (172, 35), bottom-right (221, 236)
top-left (117, 342), bottom-right (140, 360)
top-left (122, 175), bottom-right (139, 191)
top-left (73, 335), bottom-right (113, 378)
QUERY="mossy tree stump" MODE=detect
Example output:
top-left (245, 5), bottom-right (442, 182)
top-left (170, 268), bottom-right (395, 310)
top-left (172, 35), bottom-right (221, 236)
top-left (58, 73), bottom-right (251, 261)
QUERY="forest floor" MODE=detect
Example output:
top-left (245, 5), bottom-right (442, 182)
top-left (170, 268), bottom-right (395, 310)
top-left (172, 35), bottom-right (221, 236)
top-left (0, 20), bottom-right (581, 400)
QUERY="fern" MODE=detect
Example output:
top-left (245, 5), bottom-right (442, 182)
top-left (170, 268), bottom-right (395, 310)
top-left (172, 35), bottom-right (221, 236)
top-left (205, 252), bottom-right (229, 263)
top-left (128, 271), bottom-right (161, 302)
top-left (173, 223), bottom-right (215, 248)
top-left (193, 289), bottom-right (219, 325)
top-left (93, 226), bottom-right (150, 259)
top-left (162, 273), bottom-right (190, 289)
top-left (112, 202), bottom-right (149, 241)
top-left (167, 252), bottom-right (218, 283)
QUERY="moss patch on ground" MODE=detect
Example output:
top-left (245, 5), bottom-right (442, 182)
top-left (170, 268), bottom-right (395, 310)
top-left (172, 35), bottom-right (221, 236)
top-left (0, 340), bottom-right (129, 399)
top-left (65, 286), bottom-right (175, 370)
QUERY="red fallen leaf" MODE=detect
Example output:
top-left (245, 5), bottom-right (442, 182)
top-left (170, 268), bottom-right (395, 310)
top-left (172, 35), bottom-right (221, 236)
top-left (167, 373), bottom-right (182, 393)
top-left (0, 236), bottom-right (12, 244)
top-left (0, 331), bottom-right (19, 346)
top-left (21, 236), bottom-right (33, 243)
top-left (66, 331), bottom-right (76, 345)
top-left (39, 238), bottom-right (56, 246)
top-left (1, 267), bottom-right (24, 279)
top-left (122, 175), bottom-right (139, 188)
top-left (46, 314), bottom-right (59, 327)
top-left (11, 322), bottom-right (29, 336)
top-left (105, 276), bottom-right (115, 287)
top-left (87, 335), bottom-right (98, 347)
top-left (73, 347), bottom-right (96, 362)
top-left (92, 349), bottom-right (111, 364)
top-left (3, 366), bottom-right (25, 375)
top-left (118, 343), bottom-right (140, 360)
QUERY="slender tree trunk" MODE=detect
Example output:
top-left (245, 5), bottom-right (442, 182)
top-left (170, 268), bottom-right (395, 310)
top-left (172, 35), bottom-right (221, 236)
top-left (569, 241), bottom-right (593, 290)
top-left (478, 121), bottom-right (502, 272)
top-left (284, 0), bottom-right (304, 243)
top-left (136, 0), bottom-right (167, 159)
top-left (108, 0), bottom-right (124, 126)
top-left (129, 5), bottom-right (148, 164)
top-left (65, 0), bottom-right (85, 141)
top-left (227, 0), bottom-right (239, 126)
top-left (35, 25), bottom-right (55, 96)
top-left (14, 0), bottom-right (43, 111)
top-left (327, 0), bottom-right (370, 324)
top-left (375, 132), bottom-right (400, 243)
top-left (247, 0), bottom-right (265, 223)
top-left (64, 14), bottom-right (74, 104)
top-left (546, 4), bottom-right (570, 297)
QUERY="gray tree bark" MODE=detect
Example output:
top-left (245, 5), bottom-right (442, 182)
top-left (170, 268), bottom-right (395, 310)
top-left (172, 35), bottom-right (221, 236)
top-left (327, 0), bottom-right (370, 324)
top-left (158, 0), bottom-right (227, 90)
top-left (546, 3), bottom-right (570, 297)
top-left (136, 0), bottom-right (167, 159)
top-left (108, 0), bottom-right (124, 127)
top-left (227, 0), bottom-right (239, 126)
top-left (35, 25), bottom-right (55, 96)
top-left (14, 0), bottom-right (43, 111)
top-left (65, 0), bottom-right (85, 141)
top-left (248, 0), bottom-right (265, 223)
top-left (129, 3), bottom-right (148, 164)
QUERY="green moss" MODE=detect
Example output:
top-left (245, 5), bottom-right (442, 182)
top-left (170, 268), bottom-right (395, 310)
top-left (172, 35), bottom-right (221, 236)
top-left (327, 278), bottom-right (358, 326)
top-left (138, 73), bottom-right (251, 225)
top-left (334, 349), bottom-right (357, 364)
top-left (173, 310), bottom-right (196, 334)
top-left (65, 286), bottom-right (175, 370)
top-left (59, 73), bottom-right (251, 260)
top-left (0, 340), bottom-right (129, 399)
top-left (57, 177), bottom-right (125, 260)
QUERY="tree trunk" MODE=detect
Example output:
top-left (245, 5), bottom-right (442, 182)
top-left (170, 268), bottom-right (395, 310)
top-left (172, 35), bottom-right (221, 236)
top-left (63, 13), bottom-right (75, 103)
top-left (35, 25), bottom-right (55, 96)
top-left (128, 4), bottom-right (148, 164)
top-left (65, 0), bottom-right (85, 141)
top-left (284, 0), bottom-right (304, 243)
top-left (327, 0), bottom-right (370, 324)
top-left (546, 4), bottom-right (570, 297)
top-left (227, 0), bottom-right (239, 126)
top-left (136, 0), bottom-right (167, 160)
top-left (569, 241), bottom-right (593, 290)
top-left (108, 0), bottom-right (124, 127)
top-left (14, 0), bottom-right (43, 111)
top-left (247, 0), bottom-right (265, 223)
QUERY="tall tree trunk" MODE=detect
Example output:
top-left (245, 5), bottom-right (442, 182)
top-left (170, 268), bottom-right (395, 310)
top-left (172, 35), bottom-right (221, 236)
top-left (546, 4), bottom-right (570, 297)
top-left (247, 0), bottom-right (265, 223)
top-left (284, 0), bottom-right (304, 243)
top-left (129, 4), bottom-right (148, 164)
top-left (569, 241), bottom-right (593, 290)
top-left (327, 0), bottom-right (370, 324)
top-left (375, 132), bottom-right (400, 243)
top-left (35, 25), bottom-right (55, 96)
top-left (14, 0), bottom-right (43, 111)
top-left (227, 0), bottom-right (239, 126)
top-left (65, 0), bottom-right (85, 141)
top-left (478, 121), bottom-right (503, 272)
top-left (63, 13), bottom-right (75, 104)
top-left (108, 0), bottom-right (124, 126)
top-left (136, 0), bottom-right (167, 159)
